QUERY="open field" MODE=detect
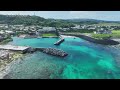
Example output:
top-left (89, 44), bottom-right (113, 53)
top-left (91, 30), bottom-right (120, 39)
top-left (91, 34), bottom-right (112, 39)
top-left (41, 33), bottom-right (58, 37)
top-left (112, 30), bottom-right (120, 38)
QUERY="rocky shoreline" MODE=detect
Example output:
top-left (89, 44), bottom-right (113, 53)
top-left (0, 47), bottom-right (68, 78)
top-left (0, 51), bottom-right (25, 79)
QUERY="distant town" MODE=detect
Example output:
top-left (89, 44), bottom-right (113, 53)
top-left (0, 23), bottom-right (120, 40)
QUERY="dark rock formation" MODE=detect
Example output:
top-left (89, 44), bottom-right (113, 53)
top-left (42, 48), bottom-right (68, 57)
top-left (25, 47), bottom-right (68, 57)
top-left (27, 47), bottom-right (36, 53)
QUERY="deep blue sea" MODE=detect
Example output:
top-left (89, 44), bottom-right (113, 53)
top-left (4, 36), bottom-right (120, 79)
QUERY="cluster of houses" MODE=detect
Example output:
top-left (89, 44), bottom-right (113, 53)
top-left (57, 24), bottom-right (120, 34)
top-left (0, 24), bottom-right (57, 38)
top-left (57, 24), bottom-right (120, 32)
top-left (94, 28), bottom-right (112, 34)
top-left (0, 23), bottom-right (120, 40)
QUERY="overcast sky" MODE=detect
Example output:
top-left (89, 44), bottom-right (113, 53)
top-left (0, 11), bottom-right (120, 21)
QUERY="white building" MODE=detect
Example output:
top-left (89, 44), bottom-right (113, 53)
top-left (38, 27), bottom-right (56, 32)
top-left (5, 31), bottom-right (15, 35)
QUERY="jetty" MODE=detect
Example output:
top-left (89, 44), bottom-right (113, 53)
top-left (0, 45), bottom-right (30, 53)
top-left (35, 47), bottom-right (68, 57)
top-left (54, 36), bottom-right (65, 45)
top-left (0, 45), bottom-right (68, 57)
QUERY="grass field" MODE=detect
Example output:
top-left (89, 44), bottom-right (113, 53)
top-left (41, 33), bottom-right (58, 37)
top-left (91, 30), bottom-right (120, 39)
top-left (91, 34), bottom-right (112, 39)
top-left (111, 30), bottom-right (120, 38)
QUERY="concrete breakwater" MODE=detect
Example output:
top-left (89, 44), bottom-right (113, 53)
top-left (0, 45), bottom-right (68, 57)
top-left (61, 33), bottom-right (119, 45)
top-left (54, 36), bottom-right (65, 45)
top-left (34, 47), bottom-right (68, 57)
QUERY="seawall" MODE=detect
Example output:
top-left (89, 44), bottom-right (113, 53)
top-left (61, 33), bottom-right (120, 45)
top-left (28, 47), bottom-right (68, 57)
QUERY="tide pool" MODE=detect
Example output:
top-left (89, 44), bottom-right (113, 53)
top-left (4, 36), bottom-right (120, 79)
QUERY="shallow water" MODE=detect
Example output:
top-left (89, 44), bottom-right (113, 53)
top-left (5, 36), bottom-right (120, 79)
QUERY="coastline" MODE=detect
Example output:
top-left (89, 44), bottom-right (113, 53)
top-left (19, 34), bottom-right (59, 39)
top-left (0, 52), bottom-right (25, 79)
top-left (61, 35), bottom-right (76, 38)
top-left (111, 38), bottom-right (120, 43)
top-left (1, 36), bottom-right (120, 79)
top-left (0, 36), bottom-right (120, 79)
top-left (61, 33), bottom-right (120, 45)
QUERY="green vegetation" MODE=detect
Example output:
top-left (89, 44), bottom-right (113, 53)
top-left (91, 34), bottom-right (112, 39)
top-left (41, 33), bottom-right (58, 37)
top-left (91, 30), bottom-right (120, 39)
top-left (64, 29), bottom-right (96, 33)
top-left (0, 15), bottom-right (45, 25)
top-left (0, 14), bottom-right (120, 39)
top-left (0, 15), bottom-right (75, 27)
top-left (111, 30), bottom-right (120, 38)
top-left (0, 15), bottom-right (120, 28)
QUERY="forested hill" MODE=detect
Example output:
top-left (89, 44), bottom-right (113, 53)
top-left (0, 14), bottom-right (120, 27)
top-left (0, 15), bottom-right (46, 25)
top-left (0, 15), bottom-right (76, 27)
top-left (63, 19), bottom-right (120, 24)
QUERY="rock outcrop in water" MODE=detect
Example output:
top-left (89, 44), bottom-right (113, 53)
top-left (42, 48), bottom-right (68, 57)
top-left (35, 47), bottom-right (68, 57)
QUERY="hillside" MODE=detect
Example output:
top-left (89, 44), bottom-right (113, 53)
top-left (63, 18), bottom-right (120, 24)
top-left (0, 15), bottom-right (120, 26)
top-left (0, 15), bottom-right (46, 25)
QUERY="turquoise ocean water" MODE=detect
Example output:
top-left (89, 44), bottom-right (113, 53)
top-left (4, 36), bottom-right (120, 79)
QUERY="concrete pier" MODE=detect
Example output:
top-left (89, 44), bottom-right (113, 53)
top-left (54, 36), bottom-right (65, 45)
top-left (0, 45), bottom-right (68, 57)
top-left (0, 45), bottom-right (30, 53)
